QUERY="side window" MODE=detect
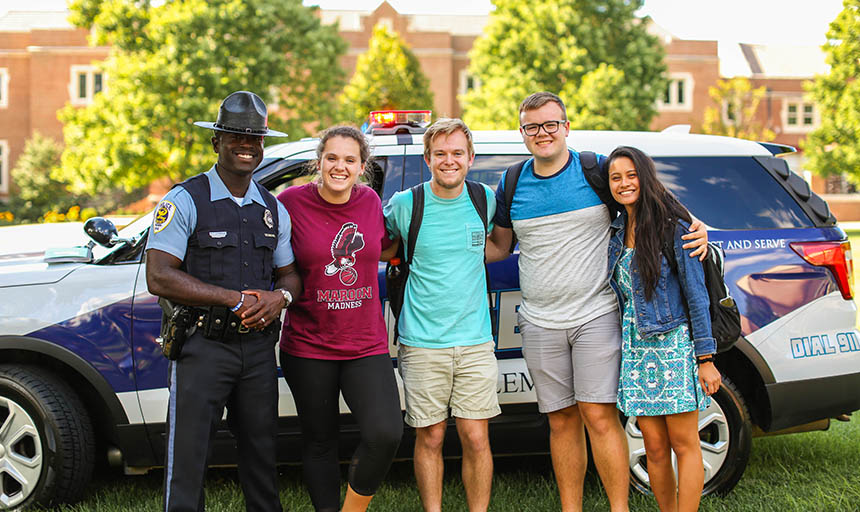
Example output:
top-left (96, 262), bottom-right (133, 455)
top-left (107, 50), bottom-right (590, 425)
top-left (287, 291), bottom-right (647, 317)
top-left (655, 156), bottom-right (813, 229)
top-left (469, 155), bottom-right (528, 190)
top-left (400, 154), bottom-right (527, 197)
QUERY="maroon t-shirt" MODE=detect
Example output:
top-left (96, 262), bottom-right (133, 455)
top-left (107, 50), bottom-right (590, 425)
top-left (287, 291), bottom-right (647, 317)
top-left (277, 183), bottom-right (391, 360)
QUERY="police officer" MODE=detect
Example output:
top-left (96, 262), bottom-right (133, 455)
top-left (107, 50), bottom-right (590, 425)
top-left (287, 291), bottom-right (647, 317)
top-left (145, 90), bottom-right (301, 512)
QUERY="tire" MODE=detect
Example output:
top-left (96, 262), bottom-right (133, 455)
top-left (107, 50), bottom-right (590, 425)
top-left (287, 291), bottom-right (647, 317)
top-left (0, 365), bottom-right (95, 509)
top-left (624, 375), bottom-right (753, 496)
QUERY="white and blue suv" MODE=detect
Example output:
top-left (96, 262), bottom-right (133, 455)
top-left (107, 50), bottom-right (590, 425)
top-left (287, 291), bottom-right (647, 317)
top-left (1, 121), bottom-right (858, 508)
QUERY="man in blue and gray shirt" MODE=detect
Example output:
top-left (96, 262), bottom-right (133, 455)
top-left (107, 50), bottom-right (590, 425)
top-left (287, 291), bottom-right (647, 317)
top-left (486, 92), bottom-right (707, 512)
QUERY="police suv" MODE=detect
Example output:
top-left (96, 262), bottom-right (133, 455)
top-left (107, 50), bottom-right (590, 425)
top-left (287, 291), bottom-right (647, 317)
top-left (1, 110), bottom-right (858, 508)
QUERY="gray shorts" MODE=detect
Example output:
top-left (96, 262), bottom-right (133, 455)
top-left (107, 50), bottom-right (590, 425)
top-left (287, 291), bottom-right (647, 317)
top-left (518, 310), bottom-right (621, 413)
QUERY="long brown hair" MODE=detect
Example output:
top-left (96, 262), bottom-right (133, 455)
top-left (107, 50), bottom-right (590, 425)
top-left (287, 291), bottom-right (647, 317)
top-left (608, 146), bottom-right (692, 300)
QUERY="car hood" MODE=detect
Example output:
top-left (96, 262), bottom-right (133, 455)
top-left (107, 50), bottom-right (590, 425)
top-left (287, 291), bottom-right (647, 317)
top-left (0, 252), bottom-right (83, 288)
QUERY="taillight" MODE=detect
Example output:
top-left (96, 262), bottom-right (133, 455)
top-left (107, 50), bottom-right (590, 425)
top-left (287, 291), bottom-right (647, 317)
top-left (790, 241), bottom-right (854, 300)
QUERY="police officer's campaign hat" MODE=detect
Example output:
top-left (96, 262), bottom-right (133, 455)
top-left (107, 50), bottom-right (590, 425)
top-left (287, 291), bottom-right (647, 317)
top-left (194, 91), bottom-right (287, 137)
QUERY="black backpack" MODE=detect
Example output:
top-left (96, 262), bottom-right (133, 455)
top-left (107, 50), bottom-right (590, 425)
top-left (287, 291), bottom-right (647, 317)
top-left (662, 234), bottom-right (742, 354)
top-left (385, 180), bottom-right (490, 342)
top-left (501, 151), bottom-right (617, 251)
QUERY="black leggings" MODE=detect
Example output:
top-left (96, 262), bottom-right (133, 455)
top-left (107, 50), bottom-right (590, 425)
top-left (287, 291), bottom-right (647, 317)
top-left (281, 351), bottom-right (403, 512)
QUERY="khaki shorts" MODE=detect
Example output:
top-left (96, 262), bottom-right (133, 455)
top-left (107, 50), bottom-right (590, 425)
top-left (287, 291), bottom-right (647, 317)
top-left (397, 341), bottom-right (501, 428)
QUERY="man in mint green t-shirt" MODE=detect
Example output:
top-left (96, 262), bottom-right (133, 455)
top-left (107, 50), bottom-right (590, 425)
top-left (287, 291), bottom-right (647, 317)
top-left (383, 118), bottom-right (498, 512)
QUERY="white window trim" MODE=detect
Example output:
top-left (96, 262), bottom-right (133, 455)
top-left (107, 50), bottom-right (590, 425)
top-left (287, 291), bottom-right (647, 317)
top-left (657, 72), bottom-right (694, 112)
top-left (0, 140), bottom-right (8, 195)
top-left (458, 69), bottom-right (481, 97)
top-left (782, 98), bottom-right (819, 134)
top-left (68, 65), bottom-right (105, 106)
top-left (0, 68), bottom-right (8, 108)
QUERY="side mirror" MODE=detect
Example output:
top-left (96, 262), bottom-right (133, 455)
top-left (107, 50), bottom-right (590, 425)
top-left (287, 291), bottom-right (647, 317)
top-left (84, 217), bottom-right (119, 247)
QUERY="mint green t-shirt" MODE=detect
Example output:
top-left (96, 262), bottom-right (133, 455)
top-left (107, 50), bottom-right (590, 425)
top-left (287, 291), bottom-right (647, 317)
top-left (383, 181), bottom-right (496, 349)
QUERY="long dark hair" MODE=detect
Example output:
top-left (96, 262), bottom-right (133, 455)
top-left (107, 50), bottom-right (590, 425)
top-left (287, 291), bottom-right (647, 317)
top-left (607, 146), bottom-right (692, 301)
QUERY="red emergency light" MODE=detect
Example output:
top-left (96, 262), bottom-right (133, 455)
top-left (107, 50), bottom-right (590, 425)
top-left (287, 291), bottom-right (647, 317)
top-left (366, 110), bottom-right (432, 135)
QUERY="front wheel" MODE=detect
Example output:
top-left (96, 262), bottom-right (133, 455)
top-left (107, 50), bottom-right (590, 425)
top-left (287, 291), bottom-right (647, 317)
top-left (0, 365), bottom-right (95, 508)
top-left (625, 375), bottom-right (753, 496)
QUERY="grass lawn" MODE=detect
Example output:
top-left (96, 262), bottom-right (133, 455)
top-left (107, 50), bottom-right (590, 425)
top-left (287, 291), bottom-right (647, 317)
top-left (43, 418), bottom-right (860, 511)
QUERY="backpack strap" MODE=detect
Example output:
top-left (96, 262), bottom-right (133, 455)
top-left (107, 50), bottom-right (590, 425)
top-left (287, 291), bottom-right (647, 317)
top-left (503, 160), bottom-right (527, 253)
top-left (465, 180), bottom-right (489, 233)
top-left (405, 183), bottom-right (425, 266)
top-left (580, 150), bottom-right (619, 220)
top-left (465, 180), bottom-right (498, 337)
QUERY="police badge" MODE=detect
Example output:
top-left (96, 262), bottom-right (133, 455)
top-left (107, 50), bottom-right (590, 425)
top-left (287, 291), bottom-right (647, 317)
top-left (263, 209), bottom-right (274, 229)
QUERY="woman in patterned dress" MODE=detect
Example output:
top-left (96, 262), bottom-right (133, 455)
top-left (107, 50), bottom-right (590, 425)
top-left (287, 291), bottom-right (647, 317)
top-left (605, 146), bottom-right (722, 512)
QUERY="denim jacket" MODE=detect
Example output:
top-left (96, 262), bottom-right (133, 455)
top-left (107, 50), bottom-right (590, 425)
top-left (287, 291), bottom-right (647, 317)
top-left (607, 212), bottom-right (716, 356)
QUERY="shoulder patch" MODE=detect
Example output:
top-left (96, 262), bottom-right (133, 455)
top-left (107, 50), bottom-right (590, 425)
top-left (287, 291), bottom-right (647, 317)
top-left (153, 200), bottom-right (177, 233)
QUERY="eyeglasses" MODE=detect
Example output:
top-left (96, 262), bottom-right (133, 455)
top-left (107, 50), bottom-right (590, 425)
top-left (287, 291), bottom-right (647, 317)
top-left (520, 120), bottom-right (566, 136)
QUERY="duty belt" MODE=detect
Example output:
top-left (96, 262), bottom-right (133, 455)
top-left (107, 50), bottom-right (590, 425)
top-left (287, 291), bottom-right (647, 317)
top-left (191, 306), bottom-right (280, 342)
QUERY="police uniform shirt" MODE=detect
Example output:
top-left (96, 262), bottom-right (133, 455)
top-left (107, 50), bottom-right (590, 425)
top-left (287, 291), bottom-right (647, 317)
top-left (145, 166), bottom-right (295, 268)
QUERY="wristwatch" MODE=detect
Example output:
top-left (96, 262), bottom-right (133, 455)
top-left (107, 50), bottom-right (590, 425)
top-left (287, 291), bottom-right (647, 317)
top-left (277, 288), bottom-right (292, 308)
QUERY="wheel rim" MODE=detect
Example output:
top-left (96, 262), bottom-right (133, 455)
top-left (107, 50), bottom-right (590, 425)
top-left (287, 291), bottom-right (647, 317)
top-left (0, 396), bottom-right (43, 508)
top-left (626, 398), bottom-right (730, 487)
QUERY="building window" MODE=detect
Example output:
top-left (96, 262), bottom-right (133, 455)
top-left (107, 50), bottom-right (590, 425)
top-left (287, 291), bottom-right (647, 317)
top-left (782, 99), bottom-right (818, 133)
top-left (0, 140), bottom-right (8, 195)
top-left (0, 68), bottom-right (8, 108)
top-left (657, 72), bottom-right (694, 112)
top-left (69, 65), bottom-right (105, 106)
top-left (458, 69), bottom-right (481, 97)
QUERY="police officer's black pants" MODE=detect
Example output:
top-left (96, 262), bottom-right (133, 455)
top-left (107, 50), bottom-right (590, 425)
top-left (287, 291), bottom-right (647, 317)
top-left (163, 331), bottom-right (282, 512)
top-left (281, 352), bottom-right (403, 512)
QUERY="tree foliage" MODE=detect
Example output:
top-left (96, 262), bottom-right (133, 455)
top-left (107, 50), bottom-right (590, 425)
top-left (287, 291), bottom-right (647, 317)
top-left (701, 78), bottom-right (775, 141)
top-left (58, 0), bottom-right (346, 194)
top-left (339, 23), bottom-right (434, 125)
top-left (802, 0), bottom-right (860, 178)
top-left (6, 133), bottom-right (82, 223)
top-left (462, 0), bottom-right (666, 130)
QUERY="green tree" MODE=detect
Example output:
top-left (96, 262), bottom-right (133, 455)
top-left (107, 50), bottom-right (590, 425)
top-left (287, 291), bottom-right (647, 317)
top-left (57, 0), bottom-right (346, 195)
top-left (6, 133), bottom-right (82, 223)
top-left (802, 0), bottom-right (860, 178)
top-left (702, 77), bottom-right (775, 141)
top-left (339, 23), bottom-right (434, 125)
top-left (462, 0), bottom-right (666, 130)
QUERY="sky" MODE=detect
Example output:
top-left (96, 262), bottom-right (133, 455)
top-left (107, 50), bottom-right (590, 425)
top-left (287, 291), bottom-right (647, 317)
top-left (0, 0), bottom-right (845, 47)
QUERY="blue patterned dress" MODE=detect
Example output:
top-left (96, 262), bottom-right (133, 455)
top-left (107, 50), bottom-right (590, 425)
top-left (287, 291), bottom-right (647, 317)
top-left (615, 248), bottom-right (710, 417)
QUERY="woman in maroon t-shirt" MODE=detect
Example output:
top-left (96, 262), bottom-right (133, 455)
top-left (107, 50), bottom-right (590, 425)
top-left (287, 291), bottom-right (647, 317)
top-left (277, 126), bottom-right (402, 512)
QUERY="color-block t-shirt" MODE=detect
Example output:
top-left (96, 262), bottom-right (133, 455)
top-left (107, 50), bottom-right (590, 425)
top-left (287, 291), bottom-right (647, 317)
top-left (384, 181), bottom-right (496, 349)
top-left (277, 183), bottom-right (390, 360)
top-left (493, 151), bottom-right (618, 329)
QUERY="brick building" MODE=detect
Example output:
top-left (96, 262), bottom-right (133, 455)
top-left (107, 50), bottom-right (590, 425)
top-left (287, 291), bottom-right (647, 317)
top-left (0, 2), bottom-right (847, 216)
top-left (0, 11), bottom-right (108, 200)
top-left (321, 1), bottom-right (484, 119)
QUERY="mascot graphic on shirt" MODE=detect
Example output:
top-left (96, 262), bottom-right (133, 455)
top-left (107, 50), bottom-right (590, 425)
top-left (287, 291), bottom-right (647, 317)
top-left (325, 222), bottom-right (365, 286)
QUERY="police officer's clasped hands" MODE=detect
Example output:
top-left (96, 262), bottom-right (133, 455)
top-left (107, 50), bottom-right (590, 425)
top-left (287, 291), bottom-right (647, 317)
top-left (239, 289), bottom-right (288, 330)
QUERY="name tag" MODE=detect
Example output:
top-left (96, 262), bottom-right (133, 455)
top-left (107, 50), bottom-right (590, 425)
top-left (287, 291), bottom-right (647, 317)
top-left (264, 233), bottom-right (276, 238)
top-left (209, 231), bottom-right (227, 238)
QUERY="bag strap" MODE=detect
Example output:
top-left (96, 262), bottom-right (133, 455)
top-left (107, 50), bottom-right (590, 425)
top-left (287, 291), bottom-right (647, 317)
top-left (465, 180), bottom-right (489, 233)
top-left (465, 179), bottom-right (498, 337)
top-left (405, 183), bottom-right (425, 266)
top-left (503, 160), bottom-right (527, 253)
top-left (580, 151), bottom-right (619, 220)
top-left (660, 220), bottom-right (694, 327)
